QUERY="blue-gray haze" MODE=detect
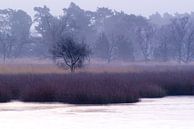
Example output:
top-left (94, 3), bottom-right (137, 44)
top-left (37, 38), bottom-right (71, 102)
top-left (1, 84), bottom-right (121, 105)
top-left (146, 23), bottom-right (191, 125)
top-left (1, 0), bottom-right (194, 63)
top-left (0, 0), bottom-right (194, 16)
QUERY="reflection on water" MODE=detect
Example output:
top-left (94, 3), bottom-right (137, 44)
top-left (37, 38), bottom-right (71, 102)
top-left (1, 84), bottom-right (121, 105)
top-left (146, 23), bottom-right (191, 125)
top-left (0, 97), bottom-right (194, 129)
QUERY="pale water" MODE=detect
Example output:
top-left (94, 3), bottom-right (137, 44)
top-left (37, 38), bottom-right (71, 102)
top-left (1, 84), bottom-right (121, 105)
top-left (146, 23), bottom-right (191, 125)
top-left (0, 97), bottom-right (193, 129)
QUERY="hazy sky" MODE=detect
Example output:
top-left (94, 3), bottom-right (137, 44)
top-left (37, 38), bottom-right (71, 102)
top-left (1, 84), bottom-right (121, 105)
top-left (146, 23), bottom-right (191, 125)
top-left (0, 0), bottom-right (194, 17)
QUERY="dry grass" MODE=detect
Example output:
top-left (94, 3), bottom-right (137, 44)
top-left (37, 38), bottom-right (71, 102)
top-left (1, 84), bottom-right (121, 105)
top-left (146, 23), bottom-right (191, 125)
top-left (0, 63), bottom-right (194, 104)
top-left (0, 64), bottom-right (141, 74)
top-left (0, 64), bottom-right (65, 74)
top-left (0, 62), bottom-right (194, 74)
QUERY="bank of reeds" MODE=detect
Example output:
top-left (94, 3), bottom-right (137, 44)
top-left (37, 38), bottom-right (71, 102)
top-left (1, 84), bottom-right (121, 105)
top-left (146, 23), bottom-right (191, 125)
top-left (0, 67), bottom-right (193, 104)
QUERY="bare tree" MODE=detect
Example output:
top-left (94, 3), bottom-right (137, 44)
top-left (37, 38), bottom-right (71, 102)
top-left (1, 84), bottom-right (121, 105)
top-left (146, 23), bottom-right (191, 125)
top-left (183, 28), bottom-right (194, 63)
top-left (52, 37), bottom-right (90, 72)
top-left (154, 25), bottom-right (173, 62)
top-left (135, 25), bottom-right (156, 62)
top-left (107, 33), bottom-right (118, 62)
top-left (0, 34), bottom-right (13, 62)
top-left (10, 10), bottom-right (32, 57)
top-left (170, 17), bottom-right (188, 63)
top-left (94, 32), bottom-right (110, 62)
top-left (170, 16), bottom-right (194, 63)
top-left (0, 9), bottom-right (32, 60)
top-left (34, 6), bottom-right (59, 49)
top-left (0, 10), bottom-right (13, 62)
top-left (182, 18), bottom-right (194, 63)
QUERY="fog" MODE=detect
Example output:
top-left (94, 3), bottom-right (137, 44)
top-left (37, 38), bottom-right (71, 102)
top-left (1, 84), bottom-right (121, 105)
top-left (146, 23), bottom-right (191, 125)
top-left (0, 2), bottom-right (194, 129)
top-left (1, 0), bottom-right (194, 16)
top-left (1, 1), bottom-right (194, 64)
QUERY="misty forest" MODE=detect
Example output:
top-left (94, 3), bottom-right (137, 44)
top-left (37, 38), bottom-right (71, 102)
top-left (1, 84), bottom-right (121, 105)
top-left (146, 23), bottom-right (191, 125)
top-left (1, 2), bottom-right (194, 64)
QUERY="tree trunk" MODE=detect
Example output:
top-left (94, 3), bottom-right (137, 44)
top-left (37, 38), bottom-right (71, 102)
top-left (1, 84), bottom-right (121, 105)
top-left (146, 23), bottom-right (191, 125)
top-left (107, 56), bottom-right (111, 64)
top-left (70, 66), bottom-right (75, 73)
top-left (3, 54), bottom-right (6, 63)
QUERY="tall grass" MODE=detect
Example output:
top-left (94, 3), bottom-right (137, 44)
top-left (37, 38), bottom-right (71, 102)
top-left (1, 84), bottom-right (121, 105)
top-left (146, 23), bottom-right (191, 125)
top-left (0, 65), bottom-right (193, 104)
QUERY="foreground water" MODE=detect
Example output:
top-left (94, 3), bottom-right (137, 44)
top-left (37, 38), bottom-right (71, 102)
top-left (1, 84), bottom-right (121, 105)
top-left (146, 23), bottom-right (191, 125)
top-left (0, 97), bottom-right (193, 129)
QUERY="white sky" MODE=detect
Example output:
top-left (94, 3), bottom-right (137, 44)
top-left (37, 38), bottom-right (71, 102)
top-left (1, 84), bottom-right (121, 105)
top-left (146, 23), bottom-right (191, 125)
top-left (0, 0), bottom-right (194, 17)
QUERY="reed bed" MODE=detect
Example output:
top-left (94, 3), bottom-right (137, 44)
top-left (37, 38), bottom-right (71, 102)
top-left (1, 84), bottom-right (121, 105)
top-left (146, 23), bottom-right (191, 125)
top-left (0, 65), bottom-right (193, 104)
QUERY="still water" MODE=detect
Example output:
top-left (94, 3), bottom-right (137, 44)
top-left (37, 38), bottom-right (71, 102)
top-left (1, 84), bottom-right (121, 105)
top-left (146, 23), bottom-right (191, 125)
top-left (0, 97), bottom-right (193, 129)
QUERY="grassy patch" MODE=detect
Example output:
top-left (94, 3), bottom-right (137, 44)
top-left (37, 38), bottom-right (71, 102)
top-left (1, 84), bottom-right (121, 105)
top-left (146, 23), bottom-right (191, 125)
top-left (0, 65), bottom-right (193, 104)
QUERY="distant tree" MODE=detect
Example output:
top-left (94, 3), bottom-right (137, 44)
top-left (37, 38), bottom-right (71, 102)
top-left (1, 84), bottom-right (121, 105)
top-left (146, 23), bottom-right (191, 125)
top-left (94, 32), bottom-right (113, 62)
top-left (116, 35), bottom-right (134, 61)
top-left (63, 2), bottom-right (93, 42)
top-left (10, 10), bottom-right (32, 57)
top-left (104, 12), bottom-right (136, 61)
top-left (135, 24), bottom-right (156, 62)
top-left (149, 12), bottom-right (172, 26)
top-left (0, 9), bottom-right (12, 61)
top-left (169, 16), bottom-right (194, 63)
top-left (154, 25), bottom-right (172, 61)
top-left (106, 34), bottom-right (117, 63)
top-left (34, 6), bottom-right (68, 57)
top-left (94, 7), bottom-right (114, 32)
top-left (51, 37), bottom-right (90, 72)
top-left (0, 33), bottom-right (14, 62)
top-left (34, 6), bottom-right (56, 45)
top-left (183, 24), bottom-right (194, 63)
top-left (0, 9), bottom-right (32, 60)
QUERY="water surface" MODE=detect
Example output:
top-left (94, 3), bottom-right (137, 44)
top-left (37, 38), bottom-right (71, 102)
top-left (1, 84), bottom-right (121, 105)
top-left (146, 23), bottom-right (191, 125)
top-left (0, 97), bottom-right (193, 129)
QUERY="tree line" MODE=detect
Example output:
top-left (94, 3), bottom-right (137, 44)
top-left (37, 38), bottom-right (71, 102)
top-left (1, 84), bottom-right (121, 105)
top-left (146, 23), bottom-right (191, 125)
top-left (1, 2), bottom-right (194, 64)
